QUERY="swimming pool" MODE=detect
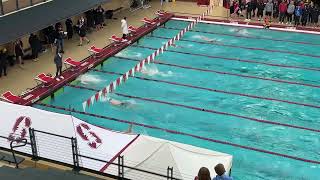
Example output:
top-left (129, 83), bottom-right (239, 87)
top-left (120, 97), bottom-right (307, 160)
top-left (34, 19), bottom-right (320, 179)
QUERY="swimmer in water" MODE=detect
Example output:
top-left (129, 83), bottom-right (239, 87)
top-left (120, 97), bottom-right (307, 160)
top-left (199, 36), bottom-right (223, 45)
top-left (171, 43), bottom-right (183, 48)
top-left (107, 97), bottom-right (131, 107)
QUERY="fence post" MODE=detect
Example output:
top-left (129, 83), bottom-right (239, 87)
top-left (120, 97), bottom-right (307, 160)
top-left (0, 0), bottom-right (4, 15)
top-left (167, 167), bottom-right (173, 180)
top-left (29, 128), bottom-right (39, 161)
top-left (118, 155), bottom-right (124, 179)
top-left (30, 0), bottom-right (33, 6)
top-left (71, 137), bottom-right (80, 172)
top-left (15, 0), bottom-right (19, 10)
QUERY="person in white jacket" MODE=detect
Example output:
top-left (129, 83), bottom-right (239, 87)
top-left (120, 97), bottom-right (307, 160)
top-left (121, 17), bottom-right (129, 39)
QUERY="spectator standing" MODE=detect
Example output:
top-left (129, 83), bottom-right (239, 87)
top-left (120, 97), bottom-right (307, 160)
top-left (265, 0), bottom-right (274, 21)
top-left (251, 0), bottom-right (257, 18)
top-left (54, 50), bottom-right (64, 81)
top-left (95, 5), bottom-right (105, 30)
top-left (29, 33), bottom-right (41, 61)
top-left (310, 4), bottom-right (319, 27)
top-left (85, 9), bottom-right (95, 29)
top-left (54, 24), bottom-right (65, 53)
top-left (121, 17), bottom-right (129, 39)
top-left (77, 17), bottom-right (90, 46)
top-left (301, 4), bottom-right (311, 26)
top-left (273, 0), bottom-right (279, 20)
top-left (279, 0), bottom-right (288, 24)
top-left (14, 39), bottom-right (24, 68)
top-left (287, 0), bottom-right (295, 24)
top-left (245, 0), bottom-right (253, 20)
top-left (295, 3), bottom-right (303, 26)
top-left (65, 18), bottom-right (73, 39)
top-left (213, 164), bottom-right (233, 180)
top-left (0, 48), bottom-right (8, 77)
top-left (194, 167), bottom-right (211, 180)
top-left (257, 0), bottom-right (265, 21)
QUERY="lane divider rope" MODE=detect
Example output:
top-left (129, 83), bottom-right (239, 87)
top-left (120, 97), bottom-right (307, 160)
top-left (69, 84), bottom-right (320, 133)
top-left (81, 6), bottom-right (214, 111)
top-left (92, 68), bottom-right (320, 109)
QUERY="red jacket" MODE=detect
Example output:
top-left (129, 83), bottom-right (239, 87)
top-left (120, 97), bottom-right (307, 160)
top-left (279, 2), bottom-right (288, 13)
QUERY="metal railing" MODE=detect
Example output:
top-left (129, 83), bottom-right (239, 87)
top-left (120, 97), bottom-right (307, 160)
top-left (0, 128), bottom-right (183, 180)
top-left (0, 0), bottom-right (49, 16)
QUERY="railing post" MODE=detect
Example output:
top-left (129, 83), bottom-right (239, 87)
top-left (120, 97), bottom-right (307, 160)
top-left (16, 0), bottom-right (19, 10)
top-left (29, 128), bottom-right (39, 161)
top-left (118, 155), bottom-right (124, 179)
top-left (167, 166), bottom-right (173, 180)
top-left (71, 137), bottom-right (80, 172)
top-left (0, 0), bottom-right (4, 15)
top-left (30, 0), bottom-right (33, 6)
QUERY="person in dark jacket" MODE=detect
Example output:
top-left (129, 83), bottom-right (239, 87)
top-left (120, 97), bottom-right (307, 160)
top-left (29, 33), bottom-right (41, 61)
top-left (0, 48), bottom-right (8, 77)
top-left (301, 4), bottom-right (311, 26)
top-left (54, 50), bottom-right (64, 81)
top-left (65, 18), bottom-right (73, 39)
top-left (85, 9), bottom-right (95, 29)
top-left (257, 0), bottom-right (265, 21)
top-left (310, 5), bottom-right (319, 27)
top-left (95, 5), bottom-right (105, 30)
top-left (77, 17), bottom-right (90, 46)
top-left (245, 0), bottom-right (253, 20)
top-left (54, 24), bottom-right (65, 53)
top-left (14, 39), bottom-right (24, 68)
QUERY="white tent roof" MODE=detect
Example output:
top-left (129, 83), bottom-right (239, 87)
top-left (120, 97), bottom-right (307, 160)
top-left (106, 135), bottom-right (233, 180)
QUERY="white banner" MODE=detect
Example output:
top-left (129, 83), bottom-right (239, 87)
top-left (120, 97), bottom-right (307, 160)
top-left (0, 101), bottom-right (138, 172)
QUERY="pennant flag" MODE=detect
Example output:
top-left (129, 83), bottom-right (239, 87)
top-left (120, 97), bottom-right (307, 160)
top-left (82, 101), bottom-right (87, 112)
top-left (131, 67), bottom-right (135, 76)
top-left (87, 98), bottom-right (91, 107)
top-left (95, 93), bottom-right (99, 101)
top-left (117, 77), bottom-right (121, 86)
top-left (98, 90), bottom-right (103, 98)
top-left (103, 87), bottom-right (108, 97)
top-left (129, 69), bottom-right (133, 76)
top-left (123, 74), bottom-right (127, 82)
top-left (135, 64), bottom-right (140, 72)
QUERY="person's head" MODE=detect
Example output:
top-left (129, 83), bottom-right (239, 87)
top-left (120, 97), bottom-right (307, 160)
top-left (290, 0), bottom-right (294, 4)
top-left (2, 48), bottom-right (7, 53)
top-left (214, 164), bottom-right (226, 176)
top-left (123, 17), bottom-right (127, 20)
top-left (58, 50), bottom-right (64, 55)
top-left (197, 167), bottom-right (211, 180)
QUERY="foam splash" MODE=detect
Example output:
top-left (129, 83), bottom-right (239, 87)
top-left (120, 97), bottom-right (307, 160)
top-left (141, 65), bottom-right (173, 77)
top-left (116, 51), bottom-right (142, 58)
top-left (78, 74), bottom-right (103, 85)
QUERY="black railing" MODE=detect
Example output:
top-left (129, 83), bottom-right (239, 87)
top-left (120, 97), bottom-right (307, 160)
top-left (0, 128), bottom-right (184, 180)
top-left (0, 0), bottom-right (48, 15)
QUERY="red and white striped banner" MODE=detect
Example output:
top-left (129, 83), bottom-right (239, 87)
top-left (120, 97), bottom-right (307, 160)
top-left (82, 7), bottom-right (213, 111)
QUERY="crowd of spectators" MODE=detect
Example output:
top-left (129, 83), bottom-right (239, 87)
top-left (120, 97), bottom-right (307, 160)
top-left (229, 0), bottom-right (319, 26)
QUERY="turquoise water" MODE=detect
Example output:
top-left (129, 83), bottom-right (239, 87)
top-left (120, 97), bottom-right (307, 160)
top-left (34, 20), bottom-right (320, 179)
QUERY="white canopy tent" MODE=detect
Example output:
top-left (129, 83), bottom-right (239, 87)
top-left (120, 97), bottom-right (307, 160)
top-left (106, 135), bottom-right (233, 180)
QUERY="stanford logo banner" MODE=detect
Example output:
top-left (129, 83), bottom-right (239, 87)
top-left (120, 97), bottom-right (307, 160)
top-left (8, 116), bottom-right (32, 143)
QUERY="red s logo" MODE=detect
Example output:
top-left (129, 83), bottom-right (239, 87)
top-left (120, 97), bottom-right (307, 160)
top-left (8, 116), bottom-right (32, 142)
top-left (76, 123), bottom-right (102, 149)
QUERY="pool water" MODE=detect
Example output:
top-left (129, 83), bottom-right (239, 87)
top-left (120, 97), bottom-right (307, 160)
top-left (34, 20), bottom-right (320, 179)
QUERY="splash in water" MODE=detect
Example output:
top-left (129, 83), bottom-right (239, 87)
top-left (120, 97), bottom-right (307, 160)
top-left (78, 74), bottom-right (103, 85)
top-left (141, 65), bottom-right (173, 77)
top-left (116, 51), bottom-right (142, 58)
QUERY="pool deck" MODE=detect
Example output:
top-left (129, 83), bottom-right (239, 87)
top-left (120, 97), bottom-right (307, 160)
top-left (0, 1), bottom-right (217, 96)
